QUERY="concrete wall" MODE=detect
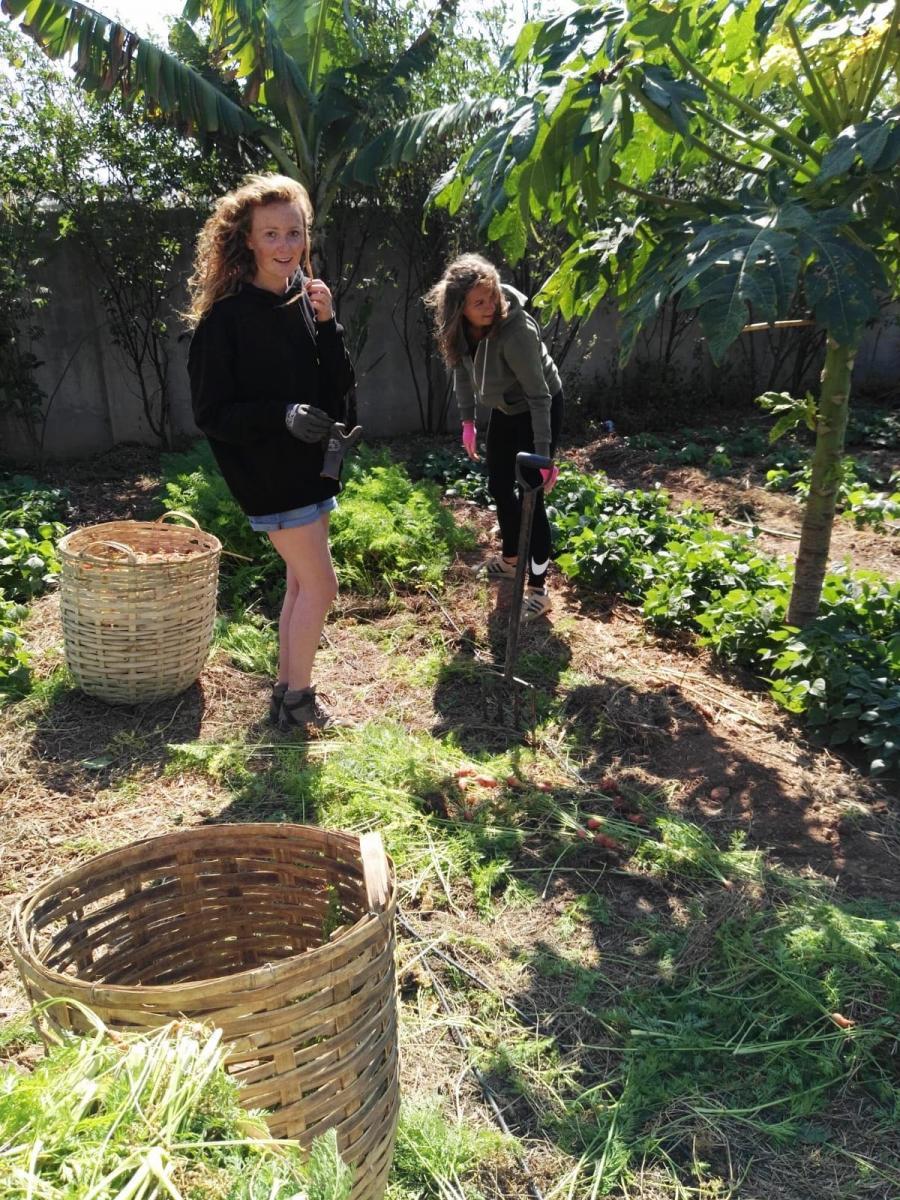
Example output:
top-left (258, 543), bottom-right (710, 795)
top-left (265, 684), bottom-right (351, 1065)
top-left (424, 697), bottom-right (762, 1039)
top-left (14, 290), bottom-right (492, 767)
top-left (2, 217), bottom-right (897, 464)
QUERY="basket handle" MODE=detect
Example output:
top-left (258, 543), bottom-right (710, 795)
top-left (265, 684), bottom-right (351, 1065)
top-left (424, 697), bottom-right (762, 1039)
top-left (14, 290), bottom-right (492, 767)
top-left (155, 510), bottom-right (200, 529)
top-left (77, 539), bottom-right (138, 566)
top-left (359, 831), bottom-right (390, 913)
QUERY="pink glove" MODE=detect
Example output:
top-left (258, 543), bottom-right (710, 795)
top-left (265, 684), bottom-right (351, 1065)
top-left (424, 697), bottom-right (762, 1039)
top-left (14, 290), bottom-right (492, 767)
top-left (461, 420), bottom-right (478, 459)
top-left (540, 464), bottom-right (559, 494)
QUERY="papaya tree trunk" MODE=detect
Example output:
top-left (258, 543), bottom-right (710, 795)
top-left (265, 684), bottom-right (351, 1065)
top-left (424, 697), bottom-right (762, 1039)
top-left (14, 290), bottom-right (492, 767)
top-left (787, 337), bottom-right (856, 627)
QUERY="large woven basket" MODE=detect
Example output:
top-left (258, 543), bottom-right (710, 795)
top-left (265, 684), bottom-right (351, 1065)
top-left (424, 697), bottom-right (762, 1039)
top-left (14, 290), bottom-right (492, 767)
top-left (8, 824), bottom-right (399, 1200)
top-left (58, 512), bottom-right (221, 704)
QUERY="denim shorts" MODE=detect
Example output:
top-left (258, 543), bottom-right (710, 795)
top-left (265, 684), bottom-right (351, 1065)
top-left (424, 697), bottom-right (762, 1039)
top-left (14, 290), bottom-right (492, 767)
top-left (248, 496), bottom-right (338, 533)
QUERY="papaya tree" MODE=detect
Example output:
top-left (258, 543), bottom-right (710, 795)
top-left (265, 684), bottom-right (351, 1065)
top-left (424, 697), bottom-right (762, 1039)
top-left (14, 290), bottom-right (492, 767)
top-left (0, 0), bottom-right (456, 228)
top-left (370, 0), bottom-right (899, 626)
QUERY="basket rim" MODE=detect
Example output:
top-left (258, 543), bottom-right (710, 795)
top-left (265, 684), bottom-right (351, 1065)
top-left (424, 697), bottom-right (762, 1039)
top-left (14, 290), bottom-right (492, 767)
top-left (8, 822), bottom-right (396, 1000)
top-left (59, 519), bottom-right (222, 558)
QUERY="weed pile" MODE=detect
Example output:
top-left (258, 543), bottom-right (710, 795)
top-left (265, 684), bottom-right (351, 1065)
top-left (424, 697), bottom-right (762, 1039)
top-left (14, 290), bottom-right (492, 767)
top-left (0, 1008), bottom-right (352, 1199)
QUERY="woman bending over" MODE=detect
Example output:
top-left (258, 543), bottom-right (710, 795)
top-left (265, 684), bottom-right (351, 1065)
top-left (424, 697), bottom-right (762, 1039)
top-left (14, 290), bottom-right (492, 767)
top-left (425, 254), bottom-right (563, 620)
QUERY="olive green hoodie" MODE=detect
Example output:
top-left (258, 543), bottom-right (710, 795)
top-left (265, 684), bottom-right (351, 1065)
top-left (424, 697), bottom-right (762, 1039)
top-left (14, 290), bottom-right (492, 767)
top-left (452, 284), bottom-right (562, 454)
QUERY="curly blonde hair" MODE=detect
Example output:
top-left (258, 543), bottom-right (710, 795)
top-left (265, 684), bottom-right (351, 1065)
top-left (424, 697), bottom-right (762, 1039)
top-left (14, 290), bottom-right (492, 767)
top-left (423, 253), bottom-right (509, 368)
top-left (185, 174), bottom-right (314, 327)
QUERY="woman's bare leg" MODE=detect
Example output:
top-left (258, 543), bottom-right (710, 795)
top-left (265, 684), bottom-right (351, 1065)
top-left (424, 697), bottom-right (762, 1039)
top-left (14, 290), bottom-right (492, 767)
top-left (268, 515), bottom-right (338, 691)
top-left (276, 566), bottom-right (300, 687)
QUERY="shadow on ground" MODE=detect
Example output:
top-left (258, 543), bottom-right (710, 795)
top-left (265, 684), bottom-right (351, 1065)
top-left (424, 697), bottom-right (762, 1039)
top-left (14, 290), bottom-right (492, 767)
top-left (433, 583), bottom-right (572, 752)
top-left (27, 681), bottom-right (205, 793)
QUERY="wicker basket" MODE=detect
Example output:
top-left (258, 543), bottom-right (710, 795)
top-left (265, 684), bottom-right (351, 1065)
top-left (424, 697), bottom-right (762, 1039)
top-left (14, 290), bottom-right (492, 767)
top-left (8, 824), bottom-right (399, 1200)
top-left (57, 512), bottom-right (221, 704)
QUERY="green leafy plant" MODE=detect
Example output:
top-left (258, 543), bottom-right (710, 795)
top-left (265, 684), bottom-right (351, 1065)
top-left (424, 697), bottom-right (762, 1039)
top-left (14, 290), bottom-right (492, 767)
top-left (415, 445), bottom-right (492, 506)
top-left (330, 458), bottom-right (474, 594)
top-left (762, 573), bottom-right (900, 774)
top-left (0, 595), bottom-right (31, 700)
top-left (0, 475), bottom-right (67, 601)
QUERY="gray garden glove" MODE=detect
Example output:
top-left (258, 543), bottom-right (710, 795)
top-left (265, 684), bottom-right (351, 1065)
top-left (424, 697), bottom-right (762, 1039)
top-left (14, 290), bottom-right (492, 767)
top-left (285, 403), bottom-right (334, 443)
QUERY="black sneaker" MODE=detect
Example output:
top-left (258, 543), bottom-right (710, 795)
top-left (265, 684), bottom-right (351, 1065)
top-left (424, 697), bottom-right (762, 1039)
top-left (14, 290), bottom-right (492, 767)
top-left (278, 687), bottom-right (335, 734)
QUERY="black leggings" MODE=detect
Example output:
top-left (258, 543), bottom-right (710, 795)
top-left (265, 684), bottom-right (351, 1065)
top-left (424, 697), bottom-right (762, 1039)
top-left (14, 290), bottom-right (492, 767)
top-left (485, 391), bottom-right (564, 587)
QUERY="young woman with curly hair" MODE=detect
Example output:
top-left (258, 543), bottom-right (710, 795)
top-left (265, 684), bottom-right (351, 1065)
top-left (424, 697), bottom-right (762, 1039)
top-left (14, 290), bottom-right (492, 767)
top-left (425, 254), bottom-right (563, 621)
top-left (186, 174), bottom-right (354, 732)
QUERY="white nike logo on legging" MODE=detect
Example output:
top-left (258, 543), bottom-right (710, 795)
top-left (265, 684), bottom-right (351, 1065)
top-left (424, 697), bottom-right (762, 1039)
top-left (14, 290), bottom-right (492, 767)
top-left (531, 558), bottom-right (549, 576)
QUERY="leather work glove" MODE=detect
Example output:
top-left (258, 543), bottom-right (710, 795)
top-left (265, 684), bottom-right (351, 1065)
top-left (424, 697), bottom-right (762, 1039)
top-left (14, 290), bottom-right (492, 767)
top-left (285, 403), bottom-right (334, 443)
top-left (321, 423), bottom-right (364, 479)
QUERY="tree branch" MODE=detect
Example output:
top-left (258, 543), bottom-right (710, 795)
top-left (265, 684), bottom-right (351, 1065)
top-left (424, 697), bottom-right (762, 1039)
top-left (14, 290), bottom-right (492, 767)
top-left (785, 18), bottom-right (842, 135)
top-left (699, 108), bottom-right (814, 179)
top-left (861, 0), bottom-right (900, 117)
top-left (668, 41), bottom-right (822, 163)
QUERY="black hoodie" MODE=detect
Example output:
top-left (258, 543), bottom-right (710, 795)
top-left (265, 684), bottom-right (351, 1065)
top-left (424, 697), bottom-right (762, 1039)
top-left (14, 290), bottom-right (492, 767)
top-left (188, 276), bottom-right (354, 516)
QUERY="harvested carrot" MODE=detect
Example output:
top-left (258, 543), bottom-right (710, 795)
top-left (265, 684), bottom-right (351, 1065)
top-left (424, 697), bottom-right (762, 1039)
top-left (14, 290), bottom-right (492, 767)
top-left (586, 816), bottom-right (602, 830)
top-left (453, 767), bottom-right (477, 779)
top-left (473, 775), bottom-right (499, 788)
top-left (830, 1012), bottom-right (854, 1029)
top-left (534, 781), bottom-right (552, 792)
top-left (594, 833), bottom-right (623, 850)
top-left (505, 775), bottom-right (525, 790)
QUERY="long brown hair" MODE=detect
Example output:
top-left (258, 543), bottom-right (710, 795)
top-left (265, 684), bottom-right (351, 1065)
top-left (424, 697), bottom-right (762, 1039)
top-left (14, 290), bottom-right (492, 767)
top-left (185, 174), bottom-right (314, 327)
top-left (423, 253), bottom-right (509, 368)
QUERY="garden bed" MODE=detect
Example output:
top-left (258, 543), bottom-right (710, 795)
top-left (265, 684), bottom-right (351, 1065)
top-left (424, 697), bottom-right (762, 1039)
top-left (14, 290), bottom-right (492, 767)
top-left (1, 438), bottom-right (898, 1200)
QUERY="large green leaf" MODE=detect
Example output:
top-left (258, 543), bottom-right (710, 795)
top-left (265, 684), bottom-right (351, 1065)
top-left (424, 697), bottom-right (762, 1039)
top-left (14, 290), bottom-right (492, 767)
top-left (346, 96), bottom-right (508, 185)
top-left (778, 207), bottom-right (888, 345)
top-left (2, 0), bottom-right (269, 141)
top-left (672, 212), bottom-right (801, 359)
top-left (817, 114), bottom-right (900, 182)
top-left (629, 63), bottom-right (705, 136)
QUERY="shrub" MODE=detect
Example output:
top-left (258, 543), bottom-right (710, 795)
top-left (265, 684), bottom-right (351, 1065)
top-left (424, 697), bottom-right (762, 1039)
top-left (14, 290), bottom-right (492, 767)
top-left (0, 475), bottom-right (67, 601)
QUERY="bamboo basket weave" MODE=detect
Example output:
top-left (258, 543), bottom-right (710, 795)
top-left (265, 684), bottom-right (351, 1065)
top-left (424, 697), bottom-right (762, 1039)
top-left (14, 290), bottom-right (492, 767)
top-left (58, 512), bottom-right (221, 704)
top-left (8, 824), bottom-right (399, 1200)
